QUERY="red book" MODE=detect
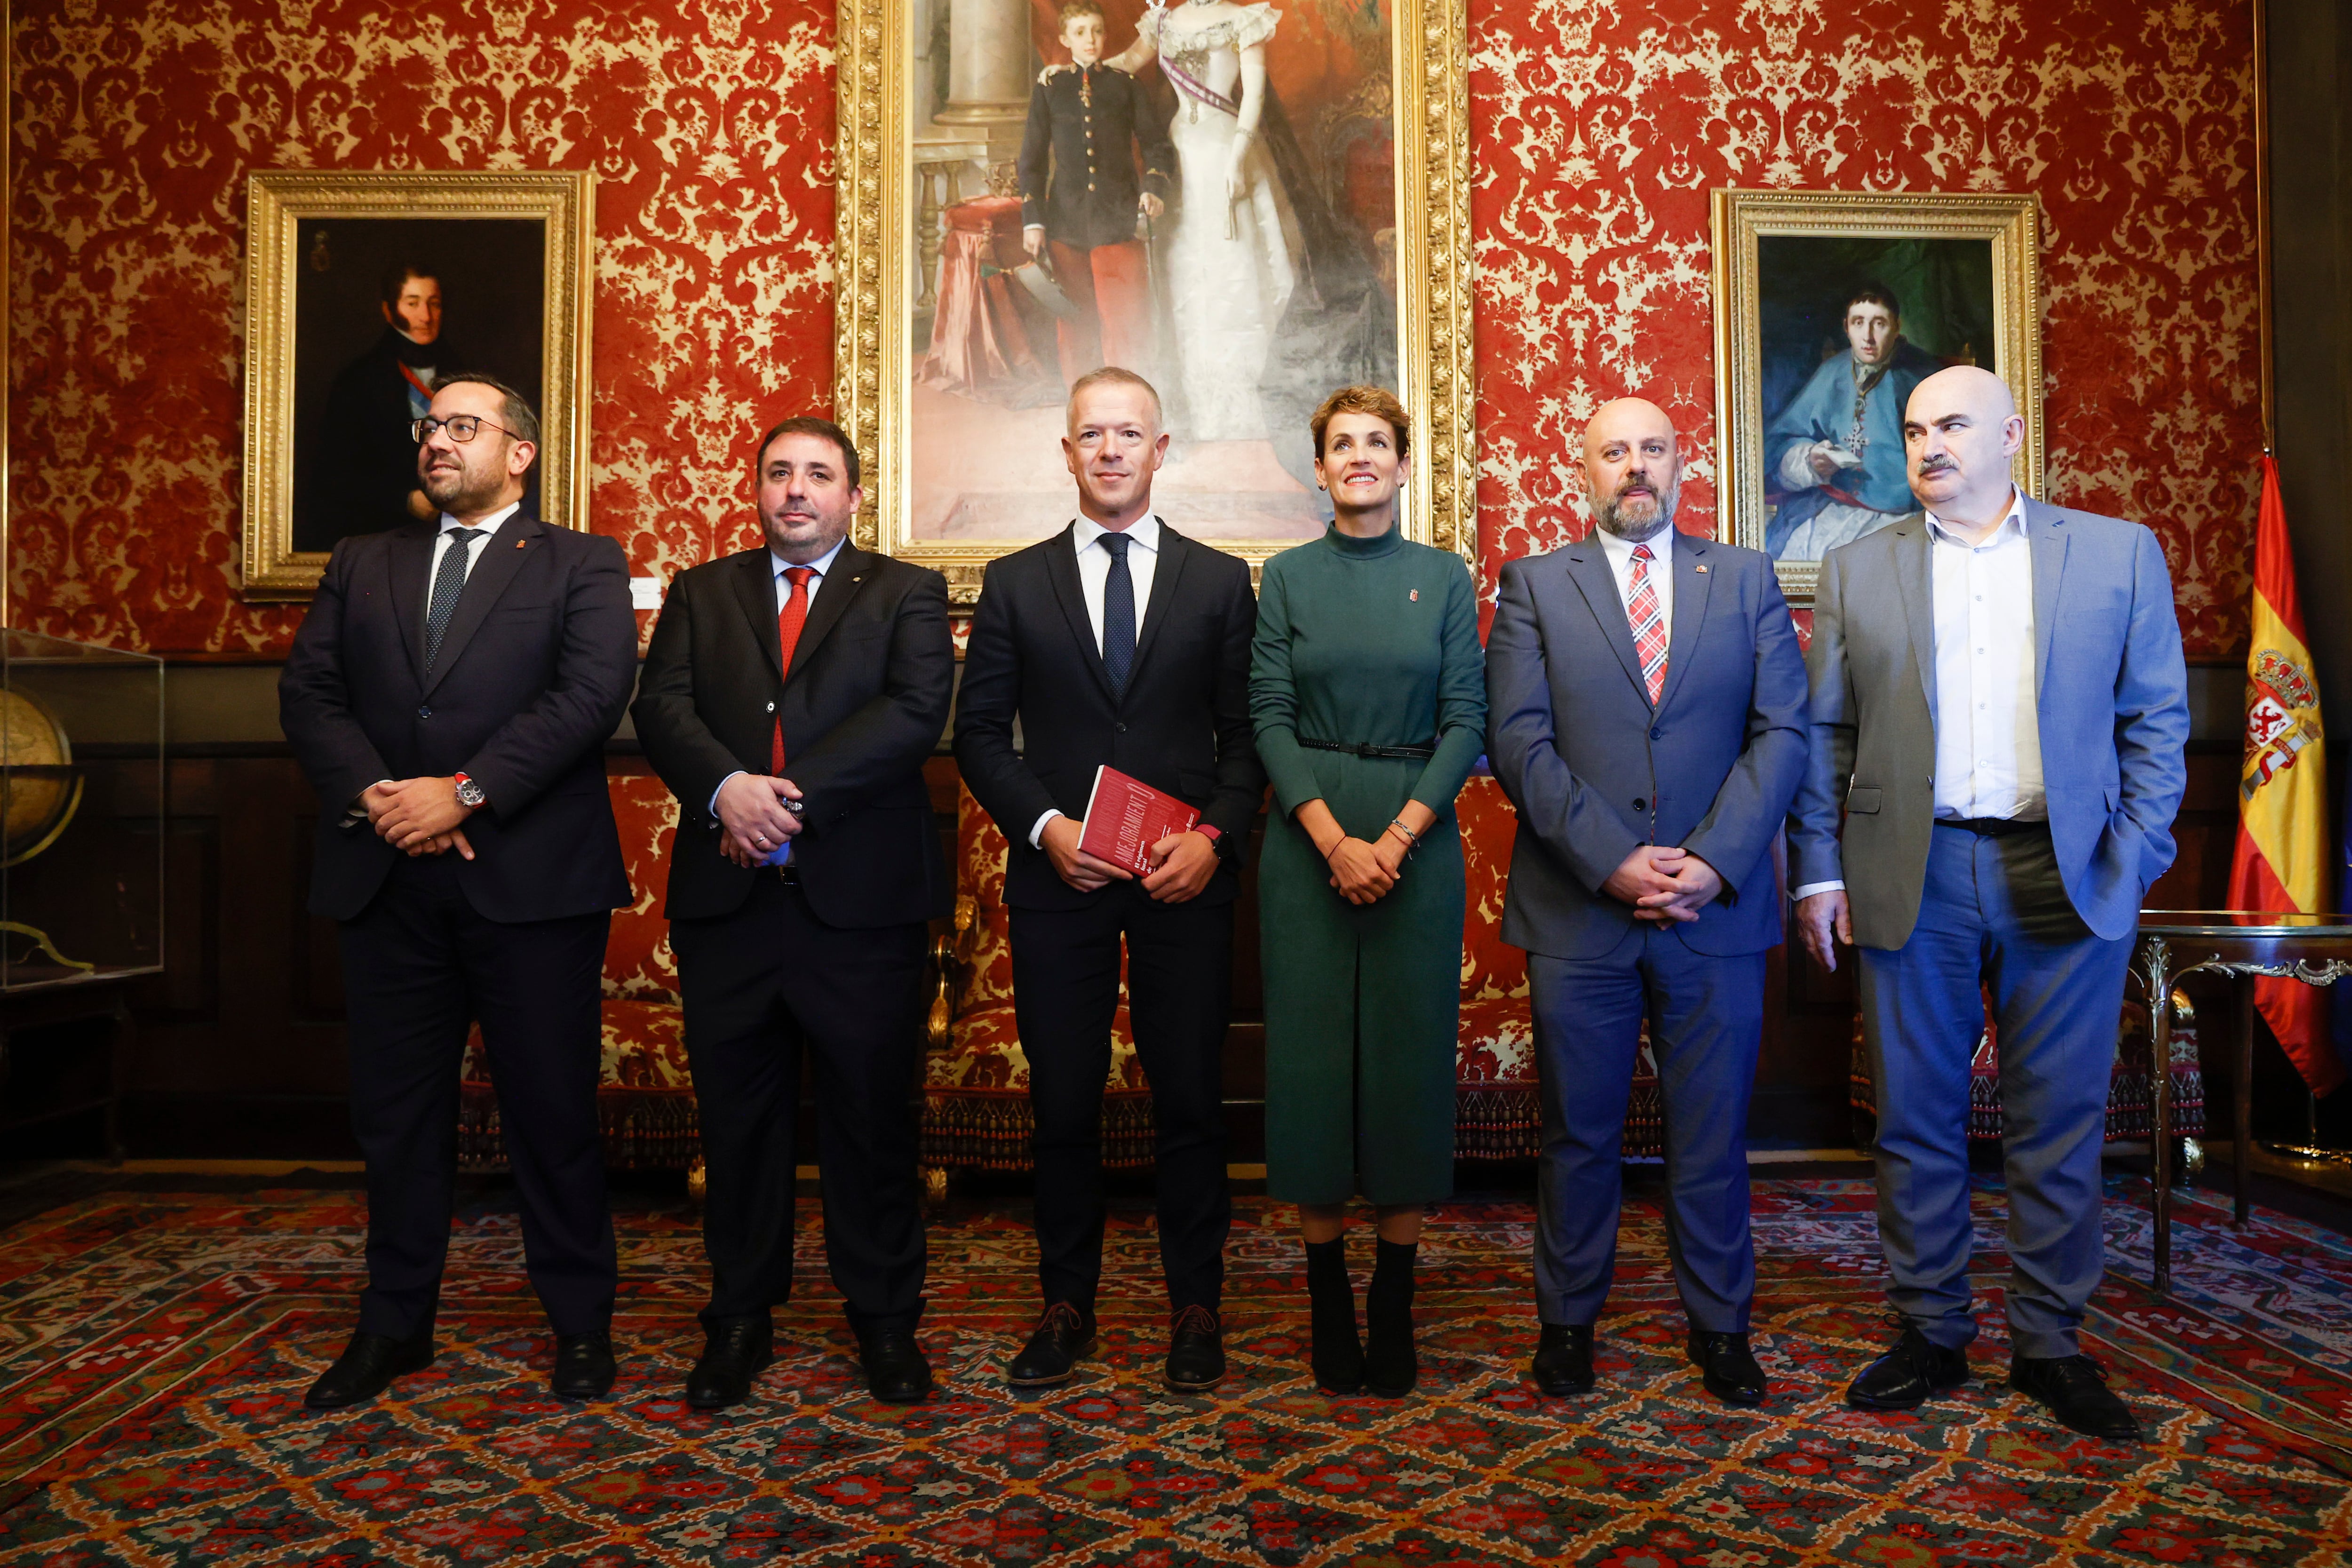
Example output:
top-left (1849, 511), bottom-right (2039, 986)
top-left (1078, 766), bottom-right (1200, 877)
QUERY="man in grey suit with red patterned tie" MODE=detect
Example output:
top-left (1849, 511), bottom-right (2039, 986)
top-left (1487, 398), bottom-right (1810, 1407)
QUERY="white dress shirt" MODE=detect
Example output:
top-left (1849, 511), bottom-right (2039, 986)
top-left (1594, 523), bottom-right (1673, 628)
top-left (1793, 488), bottom-right (2041, 901)
top-left (1030, 515), bottom-right (1163, 848)
top-left (709, 535), bottom-right (851, 816)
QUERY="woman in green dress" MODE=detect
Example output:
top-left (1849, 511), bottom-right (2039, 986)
top-left (1250, 385), bottom-right (1486, 1396)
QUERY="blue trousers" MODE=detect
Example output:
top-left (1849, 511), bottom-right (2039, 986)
top-left (1529, 927), bottom-right (1765, 1332)
top-left (1858, 822), bottom-right (2131, 1360)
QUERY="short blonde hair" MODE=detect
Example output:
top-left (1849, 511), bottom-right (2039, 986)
top-left (1066, 366), bottom-right (1163, 428)
top-left (1310, 384), bottom-right (1410, 459)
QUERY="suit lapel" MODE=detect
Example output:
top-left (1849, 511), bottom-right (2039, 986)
top-left (731, 549), bottom-right (787, 687)
top-left (1125, 519), bottom-right (1188, 685)
top-left (1891, 517), bottom-right (1937, 714)
top-left (786, 543), bottom-right (871, 686)
top-left (1045, 524), bottom-right (1119, 704)
top-left (2023, 497), bottom-right (2067, 704)
top-left (1561, 541), bottom-right (1652, 705)
top-left (386, 526), bottom-right (436, 690)
top-left (1654, 534), bottom-right (1713, 715)
top-left (419, 512), bottom-right (539, 699)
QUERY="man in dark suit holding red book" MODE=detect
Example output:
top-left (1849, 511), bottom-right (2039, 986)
top-left (954, 366), bottom-right (1264, 1393)
top-left (633, 417), bottom-right (955, 1409)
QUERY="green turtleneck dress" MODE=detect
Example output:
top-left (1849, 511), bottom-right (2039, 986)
top-left (1249, 524), bottom-right (1487, 1205)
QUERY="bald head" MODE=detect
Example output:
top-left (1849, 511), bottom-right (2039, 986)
top-left (1581, 398), bottom-right (1681, 542)
top-left (1903, 366), bottom-right (2023, 528)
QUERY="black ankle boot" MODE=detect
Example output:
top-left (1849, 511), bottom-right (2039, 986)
top-left (1364, 1238), bottom-right (1418, 1397)
top-left (1305, 1238), bottom-right (1364, 1394)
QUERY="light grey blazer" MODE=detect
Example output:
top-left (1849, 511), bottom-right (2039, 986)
top-left (1785, 497), bottom-right (2190, 948)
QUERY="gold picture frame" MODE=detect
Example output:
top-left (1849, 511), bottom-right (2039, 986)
top-left (832, 0), bottom-right (1475, 604)
top-left (240, 171), bottom-right (595, 599)
top-left (1711, 189), bottom-right (2044, 605)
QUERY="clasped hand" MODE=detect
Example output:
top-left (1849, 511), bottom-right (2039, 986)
top-left (1603, 844), bottom-right (1722, 923)
top-left (1325, 831), bottom-right (1406, 906)
top-left (716, 773), bottom-right (805, 868)
top-left (366, 778), bottom-right (475, 860)
top-left (1041, 814), bottom-right (1216, 903)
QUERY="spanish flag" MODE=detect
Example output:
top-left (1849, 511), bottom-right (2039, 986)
top-left (2229, 456), bottom-right (2340, 1092)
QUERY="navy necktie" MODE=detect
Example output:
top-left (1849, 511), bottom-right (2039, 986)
top-left (1100, 531), bottom-right (1136, 697)
top-left (424, 528), bottom-right (484, 675)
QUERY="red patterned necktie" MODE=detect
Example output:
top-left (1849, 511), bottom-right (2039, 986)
top-left (770, 566), bottom-right (814, 772)
top-left (1627, 543), bottom-right (1667, 704)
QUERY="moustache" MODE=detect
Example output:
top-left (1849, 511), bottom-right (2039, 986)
top-left (1917, 459), bottom-right (1957, 475)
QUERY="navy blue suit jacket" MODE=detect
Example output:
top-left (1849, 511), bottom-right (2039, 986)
top-left (1486, 532), bottom-right (1810, 959)
top-left (279, 512), bottom-right (638, 924)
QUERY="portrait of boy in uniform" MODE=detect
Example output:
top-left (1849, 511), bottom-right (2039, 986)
top-left (1018, 0), bottom-right (1175, 389)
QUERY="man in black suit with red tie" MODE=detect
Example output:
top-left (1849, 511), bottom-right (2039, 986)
top-left (954, 367), bottom-right (1263, 1393)
top-left (280, 373), bottom-right (638, 1409)
top-left (633, 417), bottom-right (955, 1409)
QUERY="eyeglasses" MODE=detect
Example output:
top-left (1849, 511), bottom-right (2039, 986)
top-left (410, 414), bottom-right (520, 445)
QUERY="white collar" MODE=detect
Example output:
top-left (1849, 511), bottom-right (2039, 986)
top-left (1594, 524), bottom-right (1672, 569)
top-left (771, 535), bottom-right (850, 580)
top-left (438, 502), bottom-right (520, 535)
top-left (1924, 488), bottom-right (2028, 549)
top-left (1073, 514), bottom-right (1162, 554)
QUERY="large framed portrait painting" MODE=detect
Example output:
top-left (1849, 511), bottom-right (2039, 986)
top-left (241, 172), bottom-right (595, 598)
top-left (834, 0), bottom-right (1475, 600)
top-left (1711, 190), bottom-right (2044, 605)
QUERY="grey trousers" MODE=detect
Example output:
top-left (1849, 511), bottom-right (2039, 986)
top-left (1530, 928), bottom-right (1766, 1332)
top-left (1857, 822), bottom-right (2132, 1359)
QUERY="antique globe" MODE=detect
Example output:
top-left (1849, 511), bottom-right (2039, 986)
top-left (0, 686), bottom-right (80, 867)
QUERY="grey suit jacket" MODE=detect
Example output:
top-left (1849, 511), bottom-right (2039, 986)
top-left (1487, 533), bottom-right (1811, 960)
top-left (1785, 497), bottom-right (2190, 948)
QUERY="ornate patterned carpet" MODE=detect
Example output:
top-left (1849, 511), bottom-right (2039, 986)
top-left (1, 1177), bottom-right (2348, 1566)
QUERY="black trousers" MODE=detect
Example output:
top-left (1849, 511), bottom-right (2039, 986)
top-left (339, 853), bottom-right (617, 1340)
top-left (1011, 886), bottom-right (1232, 1313)
top-left (670, 873), bottom-right (929, 1332)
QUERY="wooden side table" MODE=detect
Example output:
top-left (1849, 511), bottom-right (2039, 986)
top-left (2135, 911), bottom-right (2352, 1292)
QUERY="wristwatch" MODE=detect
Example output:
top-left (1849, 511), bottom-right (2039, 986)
top-left (453, 772), bottom-right (488, 811)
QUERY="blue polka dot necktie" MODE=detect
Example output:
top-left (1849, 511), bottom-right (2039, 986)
top-left (424, 528), bottom-right (485, 676)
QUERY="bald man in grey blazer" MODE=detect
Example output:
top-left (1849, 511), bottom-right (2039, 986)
top-left (1788, 367), bottom-right (2188, 1443)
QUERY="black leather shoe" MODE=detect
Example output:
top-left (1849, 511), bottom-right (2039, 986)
top-left (551, 1332), bottom-right (616, 1400)
top-left (305, 1329), bottom-right (436, 1409)
top-left (857, 1326), bottom-right (934, 1404)
top-left (1687, 1331), bottom-right (1766, 1407)
top-left (2010, 1354), bottom-right (2141, 1443)
top-left (686, 1317), bottom-right (774, 1410)
top-left (1008, 1302), bottom-right (1096, 1388)
top-left (1532, 1323), bottom-right (1596, 1396)
top-left (1164, 1305), bottom-right (1225, 1393)
top-left (1845, 1321), bottom-right (1970, 1410)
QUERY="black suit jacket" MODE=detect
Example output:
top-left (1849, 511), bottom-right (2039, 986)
top-left (279, 512), bottom-right (638, 923)
top-left (953, 521), bottom-right (1264, 911)
top-left (632, 543), bottom-right (955, 929)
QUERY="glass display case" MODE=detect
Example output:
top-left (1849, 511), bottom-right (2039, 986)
top-left (0, 629), bottom-right (163, 989)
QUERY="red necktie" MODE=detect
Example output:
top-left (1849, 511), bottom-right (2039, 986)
top-left (1628, 543), bottom-right (1667, 705)
top-left (771, 566), bottom-right (814, 772)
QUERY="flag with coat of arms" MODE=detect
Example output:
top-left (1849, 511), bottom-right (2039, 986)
top-left (2228, 456), bottom-right (2341, 1093)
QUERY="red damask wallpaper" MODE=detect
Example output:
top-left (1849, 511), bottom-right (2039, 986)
top-left (9, 0), bottom-right (2256, 657)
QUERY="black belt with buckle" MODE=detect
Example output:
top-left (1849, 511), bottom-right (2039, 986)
top-left (773, 860), bottom-right (801, 884)
top-left (1941, 816), bottom-right (2048, 837)
top-left (1296, 737), bottom-right (1439, 761)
